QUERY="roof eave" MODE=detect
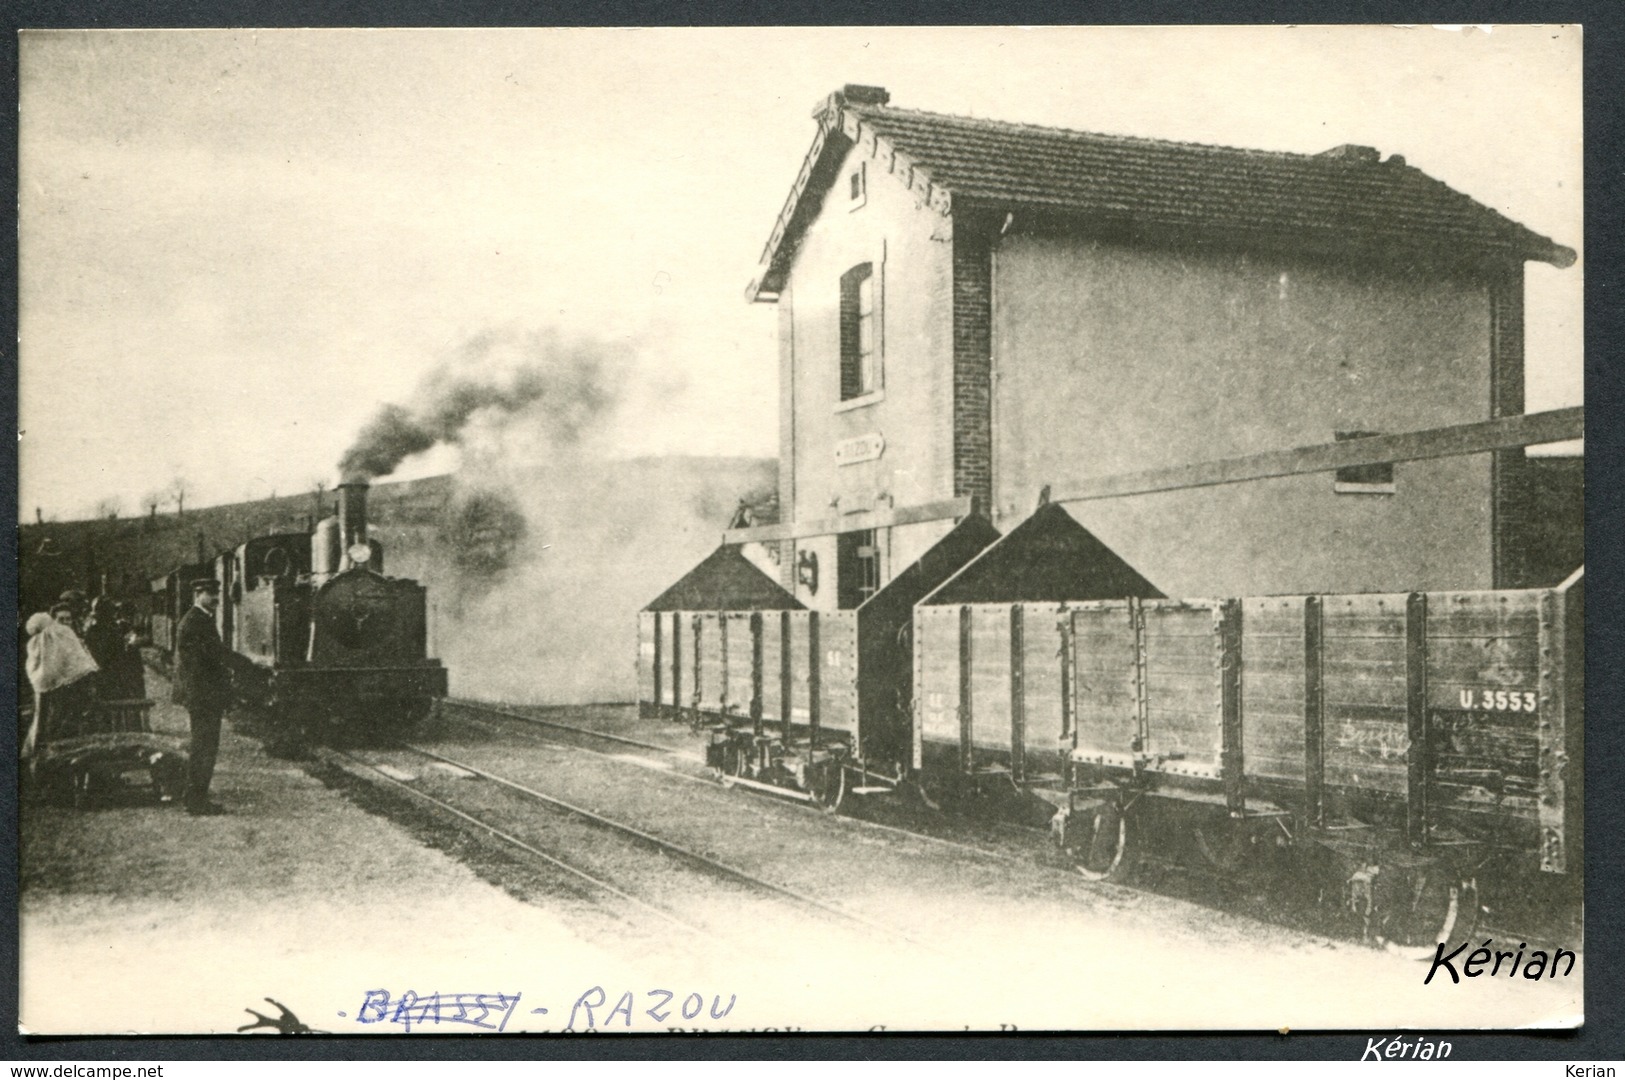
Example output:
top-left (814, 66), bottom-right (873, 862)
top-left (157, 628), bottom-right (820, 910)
top-left (1538, 241), bottom-right (1579, 269)
top-left (746, 101), bottom-right (853, 304)
top-left (953, 193), bottom-right (1578, 271)
top-left (748, 102), bottom-right (957, 303)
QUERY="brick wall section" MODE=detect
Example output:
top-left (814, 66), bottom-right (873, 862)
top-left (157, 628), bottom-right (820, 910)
top-left (1506, 456), bottom-right (1584, 588)
top-left (952, 223), bottom-right (994, 510)
top-left (1489, 263), bottom-right (1527, 587)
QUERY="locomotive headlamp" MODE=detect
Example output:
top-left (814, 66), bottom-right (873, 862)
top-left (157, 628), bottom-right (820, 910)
top-left (348, 542), bottom-right (374, 566)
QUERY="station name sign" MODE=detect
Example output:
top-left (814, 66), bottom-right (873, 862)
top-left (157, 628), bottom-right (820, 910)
top-left (835, 432), bottom-right (885, 466)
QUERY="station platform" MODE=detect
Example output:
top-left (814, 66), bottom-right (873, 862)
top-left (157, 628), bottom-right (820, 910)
top-left (18, 670), bottom-right (626, 1036)
top-left (19, 671), bottom-right (1585, 1037)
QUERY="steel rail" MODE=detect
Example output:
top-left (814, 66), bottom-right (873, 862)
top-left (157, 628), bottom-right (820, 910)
top-left (400, 741), bottom-right (940, 952)
top-left (318, 747), bottom-right (703, 934)
top-left (451, 708), bottom-right (719, 789)
top-left (443, 697), bottom-right (688, 757)
top-left (444, 699), bottom-right (1020, 865)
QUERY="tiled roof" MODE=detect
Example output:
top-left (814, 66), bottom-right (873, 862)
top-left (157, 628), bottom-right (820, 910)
top-left (748, 88), bottom-right (1575, 300)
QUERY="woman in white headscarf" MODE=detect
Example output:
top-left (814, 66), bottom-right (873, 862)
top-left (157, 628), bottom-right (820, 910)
top-left (23, 608), bottom-right (99, 759)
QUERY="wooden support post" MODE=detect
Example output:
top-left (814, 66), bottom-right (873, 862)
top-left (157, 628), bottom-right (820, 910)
top-left (1304, 595), bottom-right (1325, 828)
top-left (719, 612), bottom-right (730, 716)
top-left (750, 611), bottom-right (764, 736)
top-left (669, 613), bottom-right (682, 715)
top-left (690, 614), bottom-right (702, 719)
top-left (1219, 599), bottom-right (1245, 817)
top-left (1405, 592), bottom-right (1431, 849)
top-left (958, 605), bottom-right (974, 775)
top-left (911, 622), bottom-right (924, 773)
top-left (652, 614), bottom-right (663, 715)
top-left (808, 612), bottom-right (822, 751)
top-left (1537, 586), bottom-right (1568, 873)
top-left (1010, 604), bottom-right (1026, 786)
top-left (1132, 599), bottom-right (1149, 756)
top-left (1059, 610), bottom-right (1075, 743)
top-left (780, 611), bottom-right (792, 736)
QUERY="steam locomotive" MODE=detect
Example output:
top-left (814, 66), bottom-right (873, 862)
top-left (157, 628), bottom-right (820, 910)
top-left (152, 481), bottom-right (447, 740)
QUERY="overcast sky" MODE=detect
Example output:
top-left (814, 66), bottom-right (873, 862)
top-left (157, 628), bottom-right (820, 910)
top-left (18, 25), bottom-right (1582, 520)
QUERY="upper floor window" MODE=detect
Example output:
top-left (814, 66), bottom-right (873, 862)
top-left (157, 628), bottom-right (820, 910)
top-left (848, 162), bottom-right (867, 208)
top-left (1333, 430), bottom-right (1396, 494)
top-left (839, 262), bottom-right (877, 400)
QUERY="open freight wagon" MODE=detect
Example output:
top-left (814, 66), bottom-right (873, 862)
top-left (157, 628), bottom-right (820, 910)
top-left (917, 522), bottom-right (1583, 946)
top-left (912, 501), bottom-right (1163, 805)
top-left (638, 516), bottom-right (1000, 808)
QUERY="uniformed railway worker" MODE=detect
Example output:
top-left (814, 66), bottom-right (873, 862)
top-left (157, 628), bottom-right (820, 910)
top-left (173, 578), bottom-right (231, 816)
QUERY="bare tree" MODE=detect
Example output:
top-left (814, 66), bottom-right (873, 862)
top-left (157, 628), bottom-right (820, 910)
top-left (93, 495), bottom-right (122, 520)
top-left (168, 476), bottom-right (190, 517)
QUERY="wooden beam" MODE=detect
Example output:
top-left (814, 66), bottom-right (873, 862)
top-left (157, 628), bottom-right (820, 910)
top-left (728, 407), bottom-right (1582, 543)
top-left (1054, 407), bottom-right (1582, 505)
top-left (725, 495), bottom-right (975, 545)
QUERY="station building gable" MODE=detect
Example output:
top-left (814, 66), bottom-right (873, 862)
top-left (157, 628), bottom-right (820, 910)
top-left (747, 86), bottom-right (1576, 607)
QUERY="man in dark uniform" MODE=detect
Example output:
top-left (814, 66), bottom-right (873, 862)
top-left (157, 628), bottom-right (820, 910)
top-left (173, 579), bottom-right (231, 815)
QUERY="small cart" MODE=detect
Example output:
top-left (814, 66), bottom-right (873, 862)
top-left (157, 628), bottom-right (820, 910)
top-left (28, 697), bottom-right (189, 807)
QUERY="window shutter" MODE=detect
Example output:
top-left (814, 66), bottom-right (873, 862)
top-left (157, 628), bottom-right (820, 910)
top-left (839, 263), bottom-right (873, 400)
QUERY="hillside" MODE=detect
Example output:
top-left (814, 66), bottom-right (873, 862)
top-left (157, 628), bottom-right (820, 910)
top-left (19, 474), bottom-right (456, 616)
top-left (18, 457), bottom-right (777, 705)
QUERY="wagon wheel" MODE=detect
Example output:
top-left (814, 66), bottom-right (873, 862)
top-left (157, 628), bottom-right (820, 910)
top-left (1193, 817), bottom-right (1256, 877)
top-left (148, 752), bottom-right (187, 804)
top-left (807, 759), bottom-right (846, 814)
top-left (1060, 798), bottom-right (1141, 883)
top-left (717, 738), bottom-right (747, 788)
top-left (1377, 869), bottom-right (1481, 959)
top-left (915, 769), bottom-right (957, 813)
top-left (70, 763), bottom-right (94, 810)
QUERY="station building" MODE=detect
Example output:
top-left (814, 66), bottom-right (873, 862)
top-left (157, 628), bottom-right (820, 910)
top-left (737, 86), bottom-right (1579, 609)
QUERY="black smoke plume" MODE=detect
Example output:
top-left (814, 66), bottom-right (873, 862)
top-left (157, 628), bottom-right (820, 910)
top-left (338, 328), bottom-right (624, 481)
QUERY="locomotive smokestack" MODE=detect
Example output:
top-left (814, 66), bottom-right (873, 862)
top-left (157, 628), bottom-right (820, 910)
top-left (337, 480), bottom-right (370, 569)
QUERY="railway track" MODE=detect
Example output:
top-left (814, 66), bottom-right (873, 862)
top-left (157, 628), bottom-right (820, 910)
top-left (428, 702), bottom-right (1383, 943)
top-left (320, 738), bottom-right (939, 956)
top-left (320, 745), bottom-right (702, 933)
top-left (440, 697), bottom-right (1022, 866)
top-left (443, 697), bottom-right (692, 759)
top-left (413, 700), bottom-right (1579, 955)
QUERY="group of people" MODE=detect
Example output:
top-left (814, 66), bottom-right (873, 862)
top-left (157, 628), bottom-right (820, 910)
top-left (22, 578), bottom-right (232, 816)
top-left (22, 591), bottom-right (144, 752)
